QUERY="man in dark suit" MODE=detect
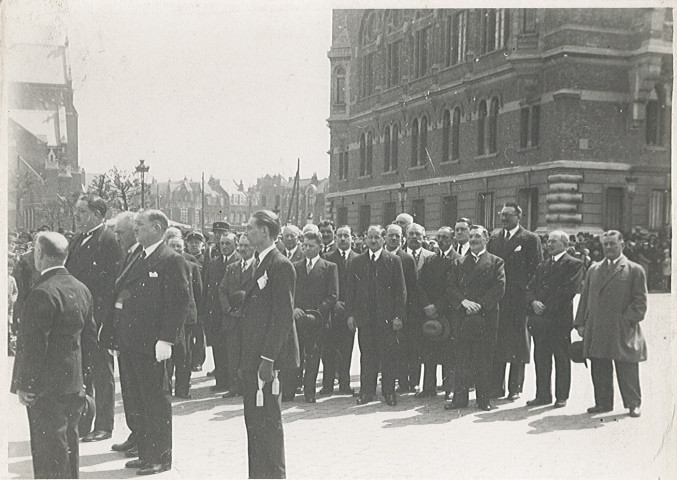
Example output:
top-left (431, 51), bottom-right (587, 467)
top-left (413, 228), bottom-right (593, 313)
top-left (384, 224), bottom-right (419, 393)
top-left (12, 232), bottom-right (97, 479)
top-left (346, 225), bottom-right (407, 406)
top-left (321, 225), bottom-right (357, 395)
top-left (165, 235), bottom-right (203, 399)
top-left (280, 225), bottom-right (304, 262)
top-left (105, 209), bottom-right (191, 475)
top-left (319, 219), bottom-right (338, 257)
top-left (525, 230), bottom-right (585, 408)
top-left (487, 202), bottom-right (542, 400)
top-left (203, 232), bottom-right (240, 391)
top-left (109, 211), bottom-right (142, 455)
top-left (290, 231), bottom-right (338, 403)
top-left (453, 218), bottom-right (472, 257)
top-left (444, 225), bottom-right (506, 411)
top-left (240, 210), bottom-right (299, 479)
top-left (218, 233), bottom-right (256, 398)
top-left (574, 230), bottom-right (648, 418)
top-left (418, 226), bottom-right (461, 399)
top-left (205, 221), bottom-right (230, 262)
top-left (66, 195), bottom-right (122, 442)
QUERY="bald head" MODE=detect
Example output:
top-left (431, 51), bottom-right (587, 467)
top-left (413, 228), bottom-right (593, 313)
top-left (34, 231), bottom-right (69, 271)
top-left (395, 213), bottom-right (413, 231)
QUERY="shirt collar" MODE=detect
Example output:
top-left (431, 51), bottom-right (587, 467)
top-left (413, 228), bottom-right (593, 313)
top-left (552, 251), bottom-right (566, 262)
top-left (86, 223), bottom-right (105, 236)
top-left (128, 242), bottom-right (141, 254)
top-left (143, 239), bottom-right (164, 258)
top-left (442, 245), bottom-right (455, 257)
top-left (224, 252), bottom-right (236, 263)
top-left (286, 245), bottom-right (298, 256)
top-left (606, 255), bottom-right (624, 266)
top-left (257, 243), bottom-right (278, 265)
top-left (506, 225), bottom-right (520, 238)
top-left (408, 247), bottom-right (420, 256)
top-left (472, 249), bottom-right (486, 260)
top-left (41, 265), bottom-right (65, 276)
top-left (369, 248), bottom-right (383, 261)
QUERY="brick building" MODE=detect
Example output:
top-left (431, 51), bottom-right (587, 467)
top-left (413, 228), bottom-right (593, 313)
top-left (326, 9), bottom-right (672, 235)
top-left (253, 173), bottom-right (328, 226)
top-left (6, 42), bottom-right (83, 230)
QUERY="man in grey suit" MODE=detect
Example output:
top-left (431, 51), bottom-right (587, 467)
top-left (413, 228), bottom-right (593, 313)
top-left (574, 230), bottom-right (647, 418)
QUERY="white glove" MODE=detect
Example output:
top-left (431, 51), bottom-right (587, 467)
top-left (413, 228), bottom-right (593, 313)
top-left (155, 341), bottom-right (172, 362)
top-left (108, 349), bottom-right (120, 357)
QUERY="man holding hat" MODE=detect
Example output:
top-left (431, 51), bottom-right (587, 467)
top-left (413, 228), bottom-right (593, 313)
top-left (418, 226), bottom-right (461, 399)
top-left (287, 231), bottom-right (338, 403)
top-left (444, 225), bottom-right (505, 411)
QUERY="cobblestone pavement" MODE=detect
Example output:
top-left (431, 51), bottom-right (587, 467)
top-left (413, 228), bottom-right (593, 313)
top-left (6, 293), bottom-right (676, 479)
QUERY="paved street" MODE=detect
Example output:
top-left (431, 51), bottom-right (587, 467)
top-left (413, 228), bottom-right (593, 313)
top-left (6, 293), bottom-right (676, 479)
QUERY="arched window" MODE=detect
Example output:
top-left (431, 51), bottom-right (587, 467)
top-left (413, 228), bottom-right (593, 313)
top-left (411, 118), bottom-right (419, 166)
top-left (419, 116), bottom-right (428, 166)
top-left (481, 9), bottom-right (509, 54)
top-left (334, 66), bottom-right (346, 105)
top-left (359, 133), bottom-right (366, 176)
top-left (391, 124), bottom-right (399, 171)
top-left (442, 110), bottom-right (451, 161)
top-left (646, 86), bottom-right (666, 146)
top-left (451, 107), bottom-right (461, 161)
top-left (488, 97), bottom-right (499, 153)
top-left (366, 131), bottom-right (373, 175)
top-left (384, 126), bottom-right (391, 171)
top-left (477, 101), bottom-right (487, 155)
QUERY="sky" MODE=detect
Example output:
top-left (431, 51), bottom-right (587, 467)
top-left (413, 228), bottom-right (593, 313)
top-left (2, 0), bottom-right (333, 187)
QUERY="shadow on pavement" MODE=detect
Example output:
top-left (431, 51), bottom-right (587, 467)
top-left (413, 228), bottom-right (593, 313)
top-left (526, 412), bottom-right (628, 434)
top-left (8, 440), bottom-right (31, 458)
top-left (80, 451), bottom-right (123, 467)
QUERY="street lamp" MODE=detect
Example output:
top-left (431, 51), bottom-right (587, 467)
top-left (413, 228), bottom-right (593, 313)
top-left (135, 160), bottom-right (150, 209)
top-left (398, 182), bottom-right (408, 213)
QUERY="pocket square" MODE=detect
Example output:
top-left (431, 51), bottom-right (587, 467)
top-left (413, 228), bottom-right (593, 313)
top-left (257, 271), bottom-right (268, 289)
top-left (514, 245), bottom-right (522, 252)
top-left (149, 271), bottom-right (159, 278)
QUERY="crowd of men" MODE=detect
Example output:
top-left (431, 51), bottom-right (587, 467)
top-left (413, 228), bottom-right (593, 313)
top-left (9, 194), bottom-right (651, 479)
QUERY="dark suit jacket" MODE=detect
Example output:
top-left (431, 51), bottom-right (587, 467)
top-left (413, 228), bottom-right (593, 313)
top-left (279, 245), bottom-right (304, 263)
top-left (65, 225), bottom-right (122, 327)
top-left (218, 259), bottom-right (255, 331)
top-left (345, 249), bottom-right (406, 329)
top-left (11, 267), bottom-right (97, 396)
top-left (325, 248), bottom-right (357, 319)
top-left (203, 252), bottom-right (241, 343)
top-left (444, 252), bottom-right (506, 340)
top-left (11, 249), bottom-right (40, 324)
top-left (110, 243), bottom-right (191, 357)
top-left (419, 250), bottom-right (461, 315)
top-left (182, 253), bottom-right (203, 325)
top-left (321, 242), bottom-right (338, 258)
top-left (293, 257), bottom-right (338, 326)
top-left (240, 248), bottom-right (299, 372)
top-left (526, 253), bottom-right (585, 333)
top-left (487, 226), bottom-right (542, 294)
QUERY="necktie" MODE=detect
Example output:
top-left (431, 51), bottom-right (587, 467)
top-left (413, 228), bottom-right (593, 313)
top-left (287, 250), bottom-right (292, 259)
top-left (505, 230), bottom-right (511, 241)
top-left (306, 259), bottom-right (313, 274)
top-left (241, 260), bottom-right (247, 273)
top-left (253, 253), bottom-right (260, 272)
top-left (414, 250), bottom-right (420, 263)
top-left (457, 244), bottom-right (462, 254)
top-left (473, 255), bottom-right (479, 264)
top-left (139, 250), bottom-right (146, 260)
top-left (341, 250), bottom-right (346, 262)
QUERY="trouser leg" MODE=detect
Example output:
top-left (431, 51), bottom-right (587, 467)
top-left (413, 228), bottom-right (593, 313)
top-left (615, 361), bottom-right (641, 408)
top-left (92, 344), bottom-right (115, 432)
top-left (590, 357), bottom-right (614, 409)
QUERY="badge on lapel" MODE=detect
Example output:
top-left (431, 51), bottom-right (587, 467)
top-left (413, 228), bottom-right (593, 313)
top-left (257, 271), bottom-right (268, 289)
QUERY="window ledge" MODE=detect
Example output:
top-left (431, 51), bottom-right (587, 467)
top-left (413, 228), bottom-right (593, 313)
top-left (644, 145), bottom-right (667, 152)
top-left (518, 146), bottom-right (539, 153)
top-left (358, 174), bottom-right (373, 179)
top-left (409, 165), bottom-right (426, 171)
top-left (440, 159), bottom-right (460, 165)
top-left (382, 170), bottom-right (398, 176)
top-left (475, 152), bottom-right (499, 160)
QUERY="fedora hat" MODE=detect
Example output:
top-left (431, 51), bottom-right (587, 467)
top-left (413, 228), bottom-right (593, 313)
top-left (297, 309), bottom-right (323, 329)
top-left (227, 290), bottom-right (247, 318)
top-left (422, 316), bottom-right (451, 342)
top-left (569, 341), bottom-right (587, 366)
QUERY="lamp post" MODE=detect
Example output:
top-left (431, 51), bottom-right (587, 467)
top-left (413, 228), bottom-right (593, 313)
top-left (135, 160), bottom-right (150, 209)
top-left (625, 176), bottom-right (638, 232)
top-left (398, 182), bottom-right (408, 213)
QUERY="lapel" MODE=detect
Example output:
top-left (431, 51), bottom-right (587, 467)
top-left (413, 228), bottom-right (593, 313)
top-left (124, 243), bottom-right (167, 285)
top-left (240, 261), bottom-right (254, 287)
top-left (599, 257), bottom-right (627, 292)
top-left (68, 227), bottom-right (103, 274)
top-left (502, 227), bottom-right (522, 254)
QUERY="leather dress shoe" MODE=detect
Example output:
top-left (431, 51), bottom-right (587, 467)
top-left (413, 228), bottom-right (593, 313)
top-left (415, 390), bottom-right (437, 399)
top-left (81, 430), bottom-right (112, 442)
top-left (356, 394), bottom-right (374, 405)
top-left (281, 395), bottom-right (295, 402)
top-left (125, 459), bottom-right (147, 469)
top-left (587, 405), bottom-right (613, 414)
top-left (628, 406), bottom-right (641, 418)
top-left (125, 448), bottom-right (139, 458)
top-left (478, 403), bottom-right (493, 411)
top-left (490, 390), bottom-right (505, 399)
top-left (444, 392), bottom-right (452, 401)
top-left (136, 463), bottom-right (171, 475)
top-left (526, 398), bottom-right (551, 406)
top-left (295, 386), bottom-right (304, 395)
top-left (338, 386), bottom-right (355, 395)
top-left (553, 400), bottom-right (567, 408)
top-left (506, 392), bottom-right (520, 401)
top-left (206, 370), bottom-right (215, 377)
top-left (304, 394), bottom-right (316, 404)
top-left (444, 401), bottom-right (468, 410)
top-left (319, 387), bottom-right (333, 395)
top-left (222, 391), bottom-right (241, 398)
top-left (384, 394), bottom-right (398, 406)
top-left (191, 365), bottom-right (202, 372)
top-left (111, 439), bottom-right (137, 452)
